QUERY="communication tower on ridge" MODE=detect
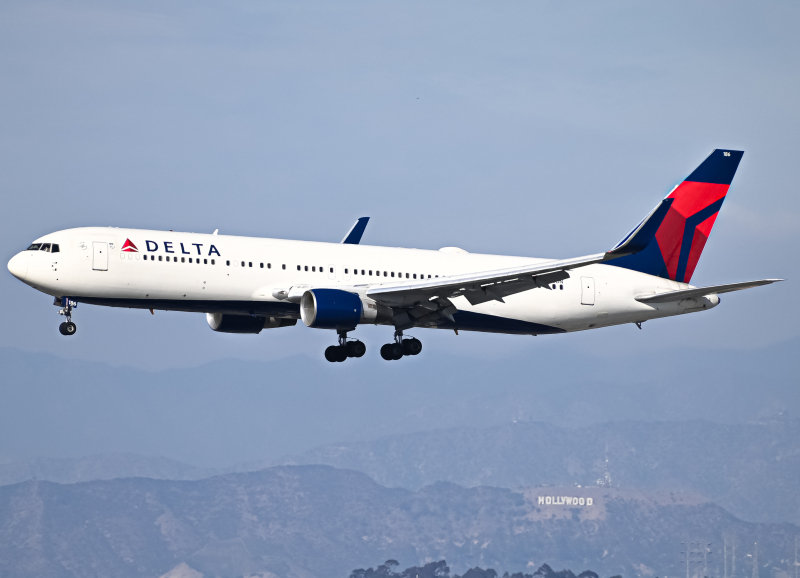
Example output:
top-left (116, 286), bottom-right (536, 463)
top-left (596, 444), bottom-right (612, 488)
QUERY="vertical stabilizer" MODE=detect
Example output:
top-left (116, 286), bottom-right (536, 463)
top-left (608, 149), bottom-right (743, 283)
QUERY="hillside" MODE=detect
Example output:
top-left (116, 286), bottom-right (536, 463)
top-left (281, 418), bottom-right (800, 525)
top-left (0, 465), bottom-right (796, 578)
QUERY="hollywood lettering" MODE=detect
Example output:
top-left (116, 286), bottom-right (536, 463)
top-left (144, 241), bottom-right (221, 257)
top-left (537, 496), bottom-right (594, 506)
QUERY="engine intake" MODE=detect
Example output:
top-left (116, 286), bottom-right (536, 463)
top-left (206, 313), bottom-right (297, 333)
top-left (301, 289), bottom-right (362, 329)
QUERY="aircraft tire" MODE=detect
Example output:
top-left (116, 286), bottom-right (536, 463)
top-left (347, 340), bottom-right (366, 358)
top-left (390, 342), bottom-right (404, 360)
top-left (380, 343), bottom-right (393, 360)
top-left (325, 346), bottom-right (339, 362)
top-left (402, 338), bottom-right (422, 356)
top-left (59, 322), bottom-right (68, 335)
top-left (63, 322), bottom-right (76, 336)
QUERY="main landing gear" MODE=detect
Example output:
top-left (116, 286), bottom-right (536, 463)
top-left (325, 331), bottom-right (366, 363)
top-left (57, 298), bottom-right (77, 336)
top-left (380, 330), bottom-right (422, 361)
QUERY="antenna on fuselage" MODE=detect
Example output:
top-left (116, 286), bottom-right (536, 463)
top-left (213, 229), bottom-right (218, 235)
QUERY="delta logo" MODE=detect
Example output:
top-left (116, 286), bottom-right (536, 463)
top-left (121, 239), bottom-right (139, 253)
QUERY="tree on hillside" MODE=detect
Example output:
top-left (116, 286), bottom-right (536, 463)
top-left (350, 560), bottom-right (600, 578)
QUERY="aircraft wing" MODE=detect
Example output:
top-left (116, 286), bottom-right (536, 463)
top-left (364, 201), bottom-right (674, 328)
top-left (635, 279), bottom-right (783, 304)
top-left (366, 252), bottom-right (607, 309)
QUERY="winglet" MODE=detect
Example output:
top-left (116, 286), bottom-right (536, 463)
top-left (341, 217), bottom-right (370, 244)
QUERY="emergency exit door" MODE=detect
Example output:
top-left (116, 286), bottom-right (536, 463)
top-left (580, 276), bottom-right (595, 305)
top-left (92, 242), bottom-right (108, 271)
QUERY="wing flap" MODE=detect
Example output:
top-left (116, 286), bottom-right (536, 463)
top-left (635, 279), bottom-right (782, 303)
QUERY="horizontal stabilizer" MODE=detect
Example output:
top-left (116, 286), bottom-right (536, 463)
top-left (635, 279), bottom-right (782, 304)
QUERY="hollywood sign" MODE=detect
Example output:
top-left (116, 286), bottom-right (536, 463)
top-left (537, 496), bottom-right (594, 506)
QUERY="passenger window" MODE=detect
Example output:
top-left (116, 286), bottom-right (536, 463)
top-left (249, 262), bottom-right (252, 268)
top-left (188, 258), bottom-right (192, 263)
top-left (204, 259), bottom-right (208, 264)
top-left (211, 259), bottom-right (215, 265)
top-left (405, 273), bottom-right (409, 279)
top-left (345, 268), bottom-right (349, 274)
top-left (226, 260), bottom-right (230, 266)
top-left (268, 263), bottom-right (271, 269)
top-left (391, 272), bottom-right (394, 277)
top-left (304, 265), bottom-right (308, 271)
top-left (241, 261), bottom-right (245, 267)
top-left (260, 263), bottom-right (264, 268)
top-left (51, 244), bottom-right (59, 253)
top-left (353, 269), bottom-right (357, 275)
top-left (159, 256), bottom-right (163, 261)
top-left (297, 265), bottom-right (301, 271)
top-left (560, 285), bottom-right (564, 290)
top-left (369, 270), bottom-right (372, 276)
top-left (282, 264), bottom-right (285, 270)
top-left (361, 269), bottom-right (365, 275)
top-left (383, 271), bottom-right (387, 277)
top-left (329, 267), bottom-right (333, 273)
top-left (312, 266), bottom-right (315, 272)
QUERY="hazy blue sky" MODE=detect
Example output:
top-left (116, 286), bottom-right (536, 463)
top-left (1, 0), bottom-right (798, 370)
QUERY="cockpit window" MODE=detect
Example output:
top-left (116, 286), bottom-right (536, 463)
top-left (39, 243), bottom-right (51, 252)
top-left (26, 243), bottom-right (41, 251)
top-left (51, 244), bottom-right (59, 253)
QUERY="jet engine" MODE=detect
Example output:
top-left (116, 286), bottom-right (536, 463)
top-left (206, 312), bottom-right (297, 333)
top-left (300, 288), bottom-right (392, 329)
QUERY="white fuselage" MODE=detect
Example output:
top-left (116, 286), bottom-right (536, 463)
top-left (8, 226), bottom-right (718, 336)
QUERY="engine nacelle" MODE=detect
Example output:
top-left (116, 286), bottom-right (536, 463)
top-left (300, 288), bottom-right (392, 329)
top-left (206, 313), bottom-right (297, 334)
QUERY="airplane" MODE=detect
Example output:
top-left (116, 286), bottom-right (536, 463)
top-left (7, 149), bottom-right (782, 362)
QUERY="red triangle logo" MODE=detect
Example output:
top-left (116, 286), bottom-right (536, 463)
top-left (121, 238), bottom-right (138, 252)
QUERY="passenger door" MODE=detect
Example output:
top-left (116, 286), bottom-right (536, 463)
top-left (580, 276), bottom-right (595, 305)
top-left (92, 242), bottom-right (108, 271)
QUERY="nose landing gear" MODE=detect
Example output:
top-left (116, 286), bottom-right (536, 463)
top-left (56, 297), bottom-right (77, 336)
top-left (380, 330), bottom-right (422, 361)
top-left (324, 331), bottom-right (366, 362)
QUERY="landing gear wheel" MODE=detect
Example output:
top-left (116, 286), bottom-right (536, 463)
top-left (325, 346), bottom-right (340, 362)
top-left (380, 343), bottom-right (393, 361)
top-left (390, 342), bottom-right (404, 360)
top-left (59, 321), bottom-right (76, 336)
top-left (346, 340), bottom-right (366, 358)
top-left (402, 338), bottom-right (422, 356)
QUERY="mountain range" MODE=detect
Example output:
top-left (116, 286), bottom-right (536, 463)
top-left (1, 465), bottom-right (797, 578)
top-left (4, 416), bottom-right (799, 526)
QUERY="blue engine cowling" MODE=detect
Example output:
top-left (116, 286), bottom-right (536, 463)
top-left (301, 289), bottom-right (362, 330)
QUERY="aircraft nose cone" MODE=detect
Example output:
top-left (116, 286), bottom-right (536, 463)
top-left (7, 252), bottom-right (28, 280)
